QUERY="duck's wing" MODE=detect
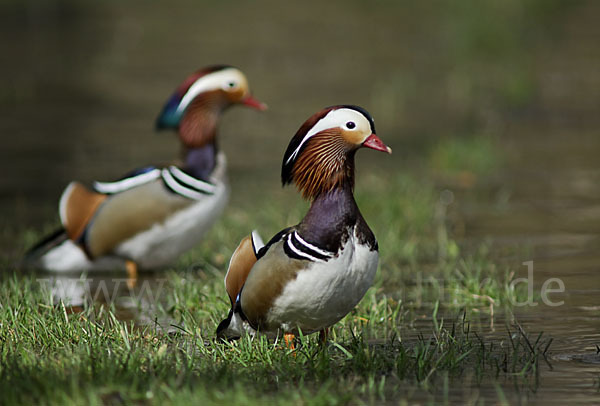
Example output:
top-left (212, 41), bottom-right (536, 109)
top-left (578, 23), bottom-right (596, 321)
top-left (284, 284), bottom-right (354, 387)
top-left (59, 182), bottom-right (108, 241)
top-left (216, 228), bottom-right (291, 338)
top-left (24, 164), bottom-right (220, 269)
top-left (224, 231), bottom-right (264, 305)
top-left (70, 166), bottom-right (220, 258)
top-left (60, 166), bottom-right (171, 243)
top-left (94, 165), bottom-right (218, 198)
top-left (92, 166), bottom-right (162, 195)
top-left (238, 229), bottom-right (336, 329)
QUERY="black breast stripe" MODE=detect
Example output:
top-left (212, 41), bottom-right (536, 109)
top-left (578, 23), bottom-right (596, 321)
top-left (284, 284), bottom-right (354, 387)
top-left (167, 166), bottom-right (216, 194)
top-left (283, 231), bottom-right (334, 262)
top-left (161, 167), bottom-right (215, 199)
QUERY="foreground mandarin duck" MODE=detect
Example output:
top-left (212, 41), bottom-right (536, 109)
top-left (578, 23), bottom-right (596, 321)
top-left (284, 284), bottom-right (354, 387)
top-left (25, 65), bottom-right (266, 273)
top-left (217, 105), bottom-right (391, 342)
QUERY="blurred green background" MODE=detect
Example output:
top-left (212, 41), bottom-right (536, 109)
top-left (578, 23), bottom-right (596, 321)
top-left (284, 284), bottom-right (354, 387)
top-left (2, 0), bottom-right (598, 229)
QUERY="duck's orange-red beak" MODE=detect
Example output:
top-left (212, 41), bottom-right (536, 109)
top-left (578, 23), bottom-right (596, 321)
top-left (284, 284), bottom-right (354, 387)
top-left (241, 95), bottom-right (268, 111)
top-left (363, 133), bottom-right (392, 154)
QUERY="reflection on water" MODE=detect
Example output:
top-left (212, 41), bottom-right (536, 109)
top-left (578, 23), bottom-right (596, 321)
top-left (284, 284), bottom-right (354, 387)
top-left (38, 272), bottom-right (175, 330)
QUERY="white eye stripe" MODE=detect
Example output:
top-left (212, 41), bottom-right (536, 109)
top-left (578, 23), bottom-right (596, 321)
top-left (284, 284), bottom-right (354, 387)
top-left (286, 108), bottom-right (370, 165)
top-left (176, 68), bottom-right (244, 114)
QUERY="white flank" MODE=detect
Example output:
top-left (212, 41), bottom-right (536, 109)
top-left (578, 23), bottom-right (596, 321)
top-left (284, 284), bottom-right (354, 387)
top-left (94, 169), bottom-right (161, 194)
top-left (286, 108), bottom-right (372, 164)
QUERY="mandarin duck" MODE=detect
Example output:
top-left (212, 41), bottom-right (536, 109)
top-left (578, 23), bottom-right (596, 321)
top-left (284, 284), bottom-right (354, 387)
top-left (25, 65), bottom-right (266, 273)
top-left (217, 105), bottom-right (391, 342)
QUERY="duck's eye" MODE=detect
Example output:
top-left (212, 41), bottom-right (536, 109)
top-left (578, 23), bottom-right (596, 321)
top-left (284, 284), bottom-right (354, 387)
top-left (346, 121), bottom-right (356, 129)
top-left (228, 82), bottom-right (237, 88)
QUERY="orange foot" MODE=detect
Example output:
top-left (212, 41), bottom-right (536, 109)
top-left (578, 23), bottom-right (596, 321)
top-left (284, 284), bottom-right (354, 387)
top-left (125, 260), bottom-right (138, 289)
top-left (284, 333), bottom-right (296, 351)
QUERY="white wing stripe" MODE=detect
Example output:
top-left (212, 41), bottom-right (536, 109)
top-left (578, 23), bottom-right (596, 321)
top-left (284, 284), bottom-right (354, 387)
top-left (293, 232), bottom-right (333, 257)
top-left (94, 169), bottom-right (161, 194)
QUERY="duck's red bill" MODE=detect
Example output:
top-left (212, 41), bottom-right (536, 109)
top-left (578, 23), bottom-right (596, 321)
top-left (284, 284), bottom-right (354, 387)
top-left (241, 95), bottom-right (268, 111)
top-left (363, 134), bottom-right (392, 154)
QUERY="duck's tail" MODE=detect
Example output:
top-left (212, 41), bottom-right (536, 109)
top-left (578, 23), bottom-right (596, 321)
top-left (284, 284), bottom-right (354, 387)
top-left (22, 228), bottom-right (69, 266)
top-left (21, 228), bottom-right (96, 272)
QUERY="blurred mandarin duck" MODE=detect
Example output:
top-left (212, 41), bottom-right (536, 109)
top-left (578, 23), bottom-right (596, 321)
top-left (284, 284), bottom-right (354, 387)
top-left (217, 105), bottom-right (391, 342)
top-left (25, 65), bottom-right (266, 273)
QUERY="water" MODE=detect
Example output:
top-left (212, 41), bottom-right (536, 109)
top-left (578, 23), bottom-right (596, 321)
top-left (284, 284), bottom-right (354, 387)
top-left (2, 0), bottom-right (599, 403)
top-left (459, 126), bottom-right (600, 403)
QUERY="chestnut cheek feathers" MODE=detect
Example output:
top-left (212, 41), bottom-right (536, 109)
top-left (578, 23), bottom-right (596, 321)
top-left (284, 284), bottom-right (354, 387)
top-left (362, 134), bottom-right (392, 154)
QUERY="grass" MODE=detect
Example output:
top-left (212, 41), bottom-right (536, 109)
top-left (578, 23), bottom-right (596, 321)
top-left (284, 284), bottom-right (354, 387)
top-left (0, 133), bottom-right (553, 405)
top-left (0, 273), bottom-right (550, 405)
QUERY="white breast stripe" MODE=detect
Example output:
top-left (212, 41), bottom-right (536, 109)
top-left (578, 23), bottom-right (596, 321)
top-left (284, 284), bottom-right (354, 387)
top-left (94, 169), bottom-right (162, 194)
top-left (293, 232), bottom-right (333, 257)
top-left (168, 166), bottom-right (217, 194)
top-left (286, 236), bottom-right (324, 262)
top-left (161, 169), bottom-right (209, 200)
